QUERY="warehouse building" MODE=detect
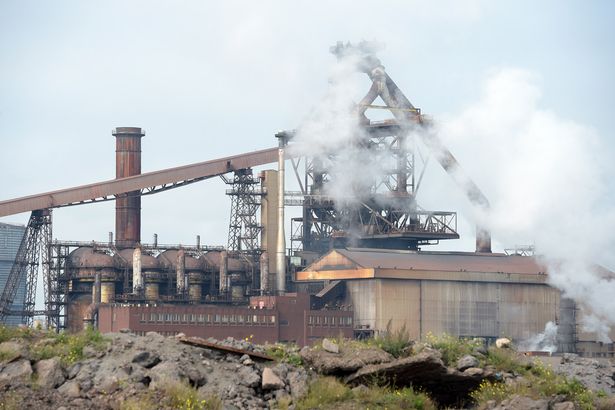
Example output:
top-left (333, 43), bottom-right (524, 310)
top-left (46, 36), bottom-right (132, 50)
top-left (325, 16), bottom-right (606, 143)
top-left (296, 248), bottom-right (615, 357)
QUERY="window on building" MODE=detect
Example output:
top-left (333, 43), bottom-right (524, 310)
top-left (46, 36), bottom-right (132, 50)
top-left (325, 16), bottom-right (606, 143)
top-left (214, 314), bottom-right (221, 323)
top-left (221, 314), bottom-right (228, 323)
top-left (238, 315), bottom-right (244, 324)
top-left (150, 313), bottom-right (157, 322)
top-left (140, 313), bottom-right (146, 323)
top-left (198, 314), bottom-right (205, 323)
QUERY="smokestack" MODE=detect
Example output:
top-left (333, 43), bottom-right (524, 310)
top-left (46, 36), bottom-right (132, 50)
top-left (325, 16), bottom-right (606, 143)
top-left (113, 127), bottom-right (144, 248)
top-left (219, 250), bottom-right (228, 294)
top-left (132, 246), bottom-right (142, 293)
top-left (260, 251), bottom-right (269, 295)
top-left (176, 248), bottom-right (186, 294)
top-left (275, 137), bottom-right (286, 293)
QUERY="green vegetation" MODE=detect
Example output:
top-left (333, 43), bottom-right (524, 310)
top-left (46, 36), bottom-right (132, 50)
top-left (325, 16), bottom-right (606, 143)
top-left (265, 343), bottom-right (303, 366)
top-left (118, 383), bottom-right (222, 410)
top-left (293, 376), bottom-right (435, 410)
top-left (30, 325), bottom-right (107, 365)
top-left (373, 321), bottom-right (413, 358)
top-left (420, 332), bottom-right (482, 366)
top-left (163, 382), bottom-right (222, 410)
top-left (0, 324), bottom-right (108, 365)
top-left (470, 355), bottom-right (602, 410)
top-left (0, 391), bottom-right (20, 410)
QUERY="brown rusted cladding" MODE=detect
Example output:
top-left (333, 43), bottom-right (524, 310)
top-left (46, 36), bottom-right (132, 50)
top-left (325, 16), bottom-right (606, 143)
top-left (113, 127), bottom-right (144, 248)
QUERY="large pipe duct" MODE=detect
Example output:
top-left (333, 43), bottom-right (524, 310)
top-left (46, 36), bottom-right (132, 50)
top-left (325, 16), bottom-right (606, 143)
top-left (176, 248), bottom-right (186, 294)
top-left (219, 250), bottom-right (228, 294)
top-left (114, 127), bottom-right (144, 248)
top-left (260, 251), bottom-right (269, 295)
top-left (275, 136), bottom-right (286, 293)
top-left (132, 246), bottom-right (143, 293)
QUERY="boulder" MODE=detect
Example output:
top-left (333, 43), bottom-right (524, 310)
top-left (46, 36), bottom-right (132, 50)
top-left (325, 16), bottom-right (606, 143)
top-left (131, 351), bottom-right (161, 369)
top-left (493, 395), bottom-right (548, 410)
top-left (496, 338), bottom-right (512, 349)
top-left (463, 367), bottom-right (484, 377)
top-left (262, 367), bottom-right (284, 390)
top-left (322, 338), bottom-right (339, 354)
top-left (34, 357), bottom-right (66, 388)
top-left (345, 350), bottom-right (494, 407)
top-left (238, 366), bottom-right (261, 388)
top-left (0, 359), bottom-right (32, 383)
top-left (57, 380), bottom-right (81, 398)
top-left (552, 402), bottom-right (575, 410)
top-left (0, 341), bottom-right (26, 362)
top-left (457, 355), bottom-right (479, 371)
top-left (287, 369), bottom-right (309, 399)
top-left (300, 344), bottom-right (393, 375)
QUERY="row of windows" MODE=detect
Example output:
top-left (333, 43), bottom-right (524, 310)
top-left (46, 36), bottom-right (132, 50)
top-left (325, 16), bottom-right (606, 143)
top-left (307, 315), bottom-right (353, 327)
top-left (139, 312), bottom-right (276, 325)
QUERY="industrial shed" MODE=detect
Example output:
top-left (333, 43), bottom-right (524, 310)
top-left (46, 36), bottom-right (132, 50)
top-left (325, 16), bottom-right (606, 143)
top-left (296, 248), bottom-right (614, 356)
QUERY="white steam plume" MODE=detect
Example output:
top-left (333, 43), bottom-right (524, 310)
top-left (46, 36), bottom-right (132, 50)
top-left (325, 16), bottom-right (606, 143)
top-left (437, 68), bottom-right (615, 341)
top-left (291, 55), bottom-right (389, 209)
top-left (518, 321), bottom-right (559, 353)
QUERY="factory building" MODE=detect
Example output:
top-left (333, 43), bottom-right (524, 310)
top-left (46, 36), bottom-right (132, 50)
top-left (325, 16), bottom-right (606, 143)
top-left (296, 248), bottom-right (615, 357)
top-left (0, 222), bottom-right (27, 326)
top-left (97, 293), bottom-right (353, 346)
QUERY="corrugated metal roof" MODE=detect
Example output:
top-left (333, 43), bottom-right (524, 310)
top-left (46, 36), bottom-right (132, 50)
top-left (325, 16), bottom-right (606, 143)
top-left (333, 248), bottom-right (548, 275)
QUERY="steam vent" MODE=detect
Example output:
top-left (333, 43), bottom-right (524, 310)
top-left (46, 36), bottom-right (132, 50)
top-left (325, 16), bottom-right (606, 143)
top-left (0, 44), bottom-right (613, 360)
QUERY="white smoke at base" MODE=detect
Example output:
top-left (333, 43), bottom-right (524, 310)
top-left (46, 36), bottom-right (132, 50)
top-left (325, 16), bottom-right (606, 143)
top-left (436, 68), bottom-right (615, 341)
top-left (518, 321), bottom-right (559, 353)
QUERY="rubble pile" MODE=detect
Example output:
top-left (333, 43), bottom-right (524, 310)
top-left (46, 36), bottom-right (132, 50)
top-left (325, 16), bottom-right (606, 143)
top-left (0, 330), bottom-right (613, 409)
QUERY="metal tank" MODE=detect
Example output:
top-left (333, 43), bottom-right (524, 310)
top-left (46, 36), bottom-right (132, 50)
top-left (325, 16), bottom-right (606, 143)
top-left (67, 247), bottom-right (116, 331)
top-left (185, 254), bottom-right (205, 302)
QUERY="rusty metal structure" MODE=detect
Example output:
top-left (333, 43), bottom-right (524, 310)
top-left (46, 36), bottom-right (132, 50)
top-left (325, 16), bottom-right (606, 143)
top-left (114, 127), bottom-right (144, 248)
top-left (224, 168), bottom-right (263, 256)
top-left (282, 42), bottom-right (492, 262)
top-left (1, 43), bottom-right (496, 335)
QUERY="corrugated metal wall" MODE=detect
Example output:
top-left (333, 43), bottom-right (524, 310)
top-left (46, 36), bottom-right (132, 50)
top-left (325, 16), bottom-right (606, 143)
top-left (0, 223), bottom-right (26, 326)
top-left (346, 278), bottom-right (562, 342)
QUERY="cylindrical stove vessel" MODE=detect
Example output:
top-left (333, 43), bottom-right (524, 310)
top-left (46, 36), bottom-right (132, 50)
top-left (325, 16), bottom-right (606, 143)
top-left (144, 282), bottom-right (160, 301)
top-left (187, 272), bottom-right (202, 302)
top-left (101, 282), bottom-right (115, 304)
top-left (231, 285), bottom-right (244, 299)
top-left (113, 127), bottom-right (144, 248)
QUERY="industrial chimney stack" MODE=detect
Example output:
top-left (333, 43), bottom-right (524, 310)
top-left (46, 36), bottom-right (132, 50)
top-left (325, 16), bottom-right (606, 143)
top-left (113, 127), bottom-right (144, 248)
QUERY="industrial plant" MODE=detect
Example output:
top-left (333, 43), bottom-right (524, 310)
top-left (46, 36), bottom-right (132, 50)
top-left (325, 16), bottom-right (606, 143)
top-left (0, 43), bottom-right (612, 357)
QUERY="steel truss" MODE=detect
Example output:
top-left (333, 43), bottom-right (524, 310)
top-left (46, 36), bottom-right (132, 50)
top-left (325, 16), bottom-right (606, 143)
top-left (0, 209), bottom-right (53, 327)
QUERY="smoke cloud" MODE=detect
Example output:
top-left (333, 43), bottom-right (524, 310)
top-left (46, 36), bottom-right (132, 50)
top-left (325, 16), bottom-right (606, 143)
top-left (437, 68), bottom-right (615, 341)
top-left (518, 321), bottom-right (559, 353)
top-left (293, 54), bottom-right (615, 341)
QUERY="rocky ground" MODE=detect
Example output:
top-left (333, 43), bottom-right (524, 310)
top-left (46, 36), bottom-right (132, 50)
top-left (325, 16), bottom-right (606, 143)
top-left (0, 328), bottom-right (613, 409)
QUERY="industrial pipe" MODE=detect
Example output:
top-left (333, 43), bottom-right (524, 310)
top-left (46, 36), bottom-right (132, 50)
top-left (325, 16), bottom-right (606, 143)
top-left (114, 127), bottom-right (144, 248)
top-left (132, 246), bottom-right (143, 293)
top-left (176, 248), bottom-right (186, 294)
top-left (260, 251), bottom-right (269, 295)
top-left (275, 138), bottom-right (286, 293)
top-left (219, 250), bottom-right (228, 294)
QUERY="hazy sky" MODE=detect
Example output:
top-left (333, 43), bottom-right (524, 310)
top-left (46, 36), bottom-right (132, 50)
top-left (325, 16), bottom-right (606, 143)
top-left (1, 1), bottom-right (614, 255)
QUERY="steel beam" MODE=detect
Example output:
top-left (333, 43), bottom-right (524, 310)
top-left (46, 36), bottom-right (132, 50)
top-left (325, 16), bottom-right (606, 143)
top-left (0, 147), bottom-right (283, 218)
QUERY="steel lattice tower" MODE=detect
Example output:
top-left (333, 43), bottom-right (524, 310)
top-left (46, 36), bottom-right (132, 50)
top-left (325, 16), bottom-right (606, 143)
top-left (225, 168), bottom-right (263, 256)
top-left (0, 209), bottom-right (53, 327)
